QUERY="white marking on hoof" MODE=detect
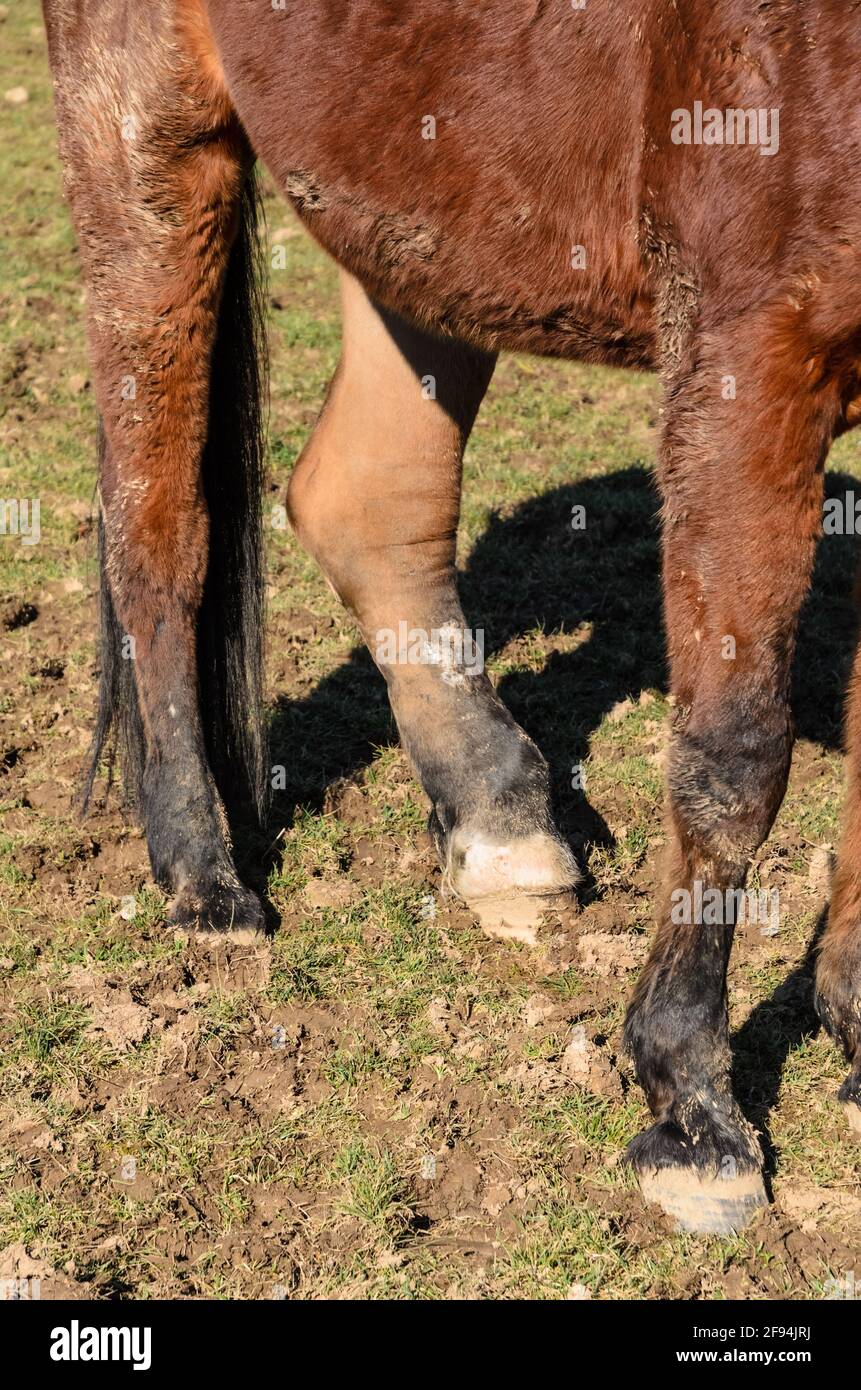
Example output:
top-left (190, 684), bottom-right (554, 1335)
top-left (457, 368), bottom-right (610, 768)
top-left (448, 830), bottom-right (579, 899)
top-left (639, 1167), bottom-right (768, 1235)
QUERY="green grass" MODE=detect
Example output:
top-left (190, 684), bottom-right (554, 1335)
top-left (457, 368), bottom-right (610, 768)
top-left (1, 0), bottom-right (860, 1302)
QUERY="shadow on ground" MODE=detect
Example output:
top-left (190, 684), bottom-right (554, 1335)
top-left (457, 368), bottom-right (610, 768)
top-left (732, 914), bottom-right (826, 1183)
top-left (265, 464), bottom-right (859, 832)
top-left (251, 465), bottom-right (859, 1144)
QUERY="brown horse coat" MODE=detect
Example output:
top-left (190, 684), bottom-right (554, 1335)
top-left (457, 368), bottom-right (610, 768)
top-left (41, 0), bottom-right (861, 1233)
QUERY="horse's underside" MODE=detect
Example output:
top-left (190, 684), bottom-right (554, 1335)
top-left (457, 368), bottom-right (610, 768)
top-left (205, 0), bottom-right (659, 368)
top-left (41, 0), bottom-right (861, 1235)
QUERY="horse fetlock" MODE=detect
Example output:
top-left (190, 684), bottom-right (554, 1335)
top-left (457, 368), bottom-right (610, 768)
top-left (628, 1100), bottom-right (763, 1178)
top-left (141, 761), bottom-right (263, 934)
top-left (394, 679), bottom-right (574, 912)
top-left (625, 933), bottom-right (733, 1093)
top-left (153, 791), bottom-right (264, 936)
top-left (815, 940), bottom-right (861, 1132)
top-left (815, 960), bottom-right (861, 1061)
top-left (838, 1063), bottom-right (861, 1135)
top-left (423, 726), bottom-right (579, 917)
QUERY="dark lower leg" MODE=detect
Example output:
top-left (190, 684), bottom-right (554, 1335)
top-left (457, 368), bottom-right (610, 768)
top-left (107, 546), bottom-right (263, 936)
top-left (625, 331), bottom-right (834, 1229)
top-left (624, 699), bottom-right (790, 1231)
top-left (55, 11), bottom-right (264, 933)
top-left (288, 273), bottom-right (578, 916)
top-left (96, 304), bottom-right (264, 937)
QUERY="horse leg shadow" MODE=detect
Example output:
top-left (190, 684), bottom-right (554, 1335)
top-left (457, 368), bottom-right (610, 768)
top-left (731, 910), bottom-right (827, 1187)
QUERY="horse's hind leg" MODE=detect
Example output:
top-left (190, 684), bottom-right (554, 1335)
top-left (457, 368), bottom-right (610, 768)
top-left (288, 273), bottom-right (579, 925)
top-left (816, 611), bottom-right (861, 1134)
top-left (44, 2), bottom-right (265, 935)
top-left (624, 312), bottom-right (838, 1231)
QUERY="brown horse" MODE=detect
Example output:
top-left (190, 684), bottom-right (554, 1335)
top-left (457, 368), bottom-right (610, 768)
top-left (42, 0), bottom-right (861, 1235)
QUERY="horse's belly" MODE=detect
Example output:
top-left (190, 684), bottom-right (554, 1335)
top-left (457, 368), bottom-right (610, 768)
top-left (203, 0), bottom-right (656, 368)
top-left (283, 168), bottom-right (656, 367)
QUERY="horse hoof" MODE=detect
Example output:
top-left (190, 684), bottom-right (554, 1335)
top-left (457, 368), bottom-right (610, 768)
top-left (443, 828), bottom-right (579, 939)
top-left (167, 880), bottom-right (267, 941)
top-left (843, 1101), bottom-right (861, 1136)
top-left (466, 890), bottom-right (575, 943)
top-left (637, 1166), bottom-right (768, 1234)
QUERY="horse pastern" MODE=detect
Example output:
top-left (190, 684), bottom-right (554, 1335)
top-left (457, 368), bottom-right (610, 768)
top-left (167, 878), bottom-right (266, 938)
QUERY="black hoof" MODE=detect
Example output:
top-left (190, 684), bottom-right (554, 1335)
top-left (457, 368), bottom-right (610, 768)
top-left (167, 878), bottom-right (267, 941)
top-left (627, 1120), bottom-right (767, 1234)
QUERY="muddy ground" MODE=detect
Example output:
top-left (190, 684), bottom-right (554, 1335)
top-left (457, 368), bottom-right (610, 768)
top-left (1, 1), bottom-right (860, 1300)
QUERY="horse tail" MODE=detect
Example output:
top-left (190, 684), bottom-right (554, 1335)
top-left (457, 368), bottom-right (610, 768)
top-left (83, 172), bottom-right (270, 827)
top-left (197, 170), bottom-right (270, 825)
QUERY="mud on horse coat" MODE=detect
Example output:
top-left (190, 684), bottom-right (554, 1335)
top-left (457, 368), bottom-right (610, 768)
top-left (41, 0), bottom-right (861, 1234)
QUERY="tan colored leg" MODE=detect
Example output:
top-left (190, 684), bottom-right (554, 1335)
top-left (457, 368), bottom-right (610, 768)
top-left (288, 273), bottom-right (578, 928)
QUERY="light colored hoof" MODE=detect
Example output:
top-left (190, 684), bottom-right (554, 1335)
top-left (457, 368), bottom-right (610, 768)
top-left (468, 890), bottom-right (574, 944)
top-left (843, 1101), bottom-right (861, 1136)
top-left (446, 830), bottom-right (578, 941)
top-left (639, 1166), bottom-right (768, 1235)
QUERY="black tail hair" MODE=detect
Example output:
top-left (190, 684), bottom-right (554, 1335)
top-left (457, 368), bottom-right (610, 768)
top-left (82, 171), bottom-right (269, 826)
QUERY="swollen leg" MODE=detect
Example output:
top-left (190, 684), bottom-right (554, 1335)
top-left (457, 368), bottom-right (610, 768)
top-left (288, 273), bottom-right (578, 922)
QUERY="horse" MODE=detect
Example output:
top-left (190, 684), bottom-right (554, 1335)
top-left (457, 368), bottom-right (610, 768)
top-left (41, 0), bottom-right (861, 1236)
